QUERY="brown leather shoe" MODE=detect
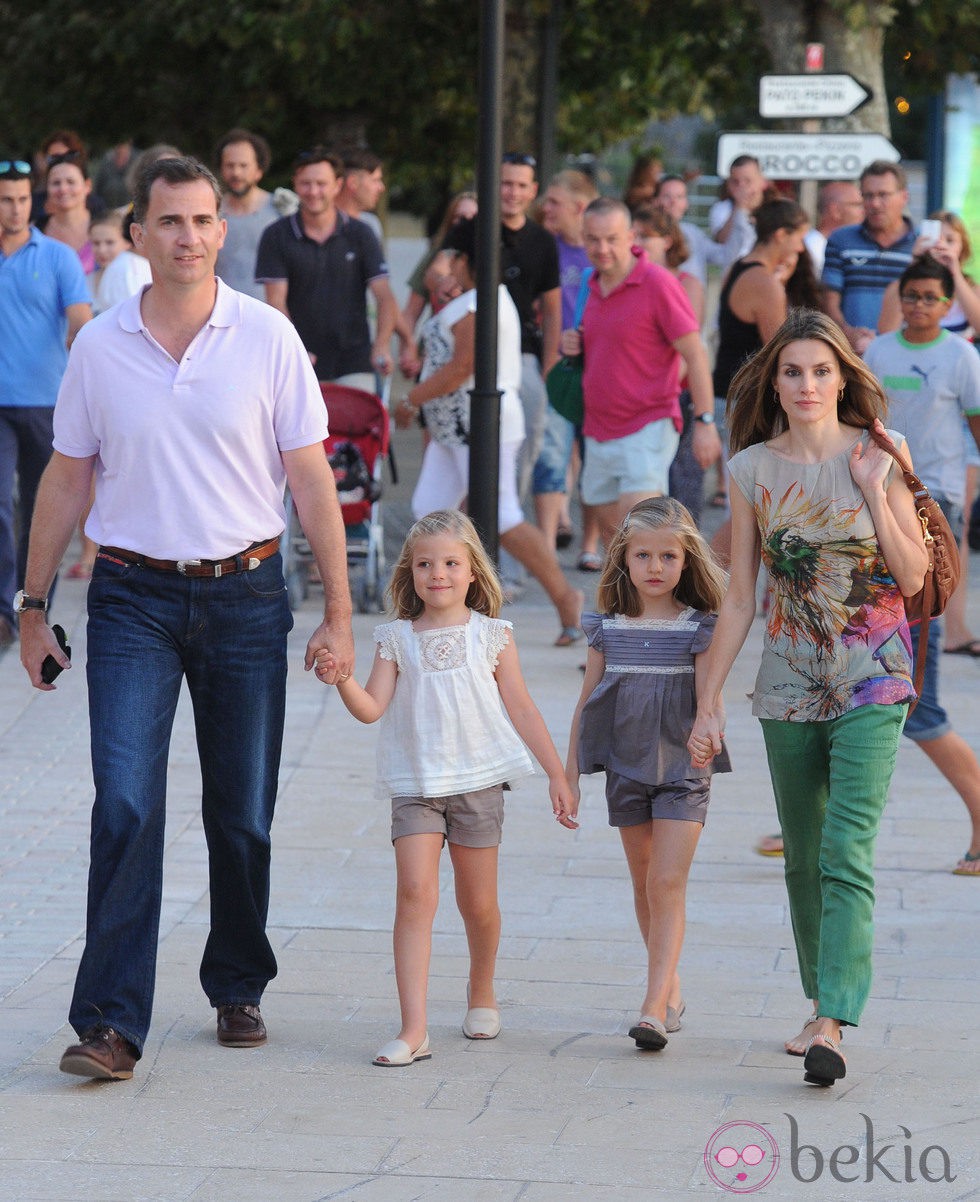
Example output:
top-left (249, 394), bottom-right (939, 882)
top-left (59, 1026), bottom-right (138, 1080)
top-left (216, 1003), bottom-right (267, 1047)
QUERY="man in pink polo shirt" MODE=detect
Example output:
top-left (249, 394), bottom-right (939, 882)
top-left (561, 198), bottom-right (719, 542)
top-left (19, 156), bottom-right (354, 1082)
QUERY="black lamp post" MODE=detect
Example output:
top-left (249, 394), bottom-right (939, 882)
top-left (467, 0), bottom-right (505, 561)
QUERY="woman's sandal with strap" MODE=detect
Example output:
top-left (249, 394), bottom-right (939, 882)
top-left (803, 1031), bottom-right (846, 1086)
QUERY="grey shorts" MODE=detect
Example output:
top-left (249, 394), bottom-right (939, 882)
top-left (605, 770), bottom-right (709, 828)
top-left (391, 785), bottom-right (505, 847)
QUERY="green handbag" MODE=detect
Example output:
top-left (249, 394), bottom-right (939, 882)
top-left (545, 266), bottom-right (591, 426)
top-left (546, 356), bottom-right (584, 424)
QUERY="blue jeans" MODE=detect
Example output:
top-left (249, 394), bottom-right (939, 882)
top-left (70, 551), bottom-right (293, 1054)
top-left (0, 406), bottom-right (55, 626)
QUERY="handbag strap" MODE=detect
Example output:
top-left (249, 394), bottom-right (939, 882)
top-left (866, 425), bottom-right (934, 715)
top-left (572, 267), bottom-right (593, 328)
top-left (866, 425), bottom-right (932, 506)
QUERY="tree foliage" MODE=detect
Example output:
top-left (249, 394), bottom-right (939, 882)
top-left (0, 0), bottom-right (975, 210)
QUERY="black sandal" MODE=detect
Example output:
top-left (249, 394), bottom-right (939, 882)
top-left (803, 1031), bottom-right (846, 1086)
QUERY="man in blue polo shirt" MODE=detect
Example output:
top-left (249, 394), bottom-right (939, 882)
top-left (256, 146), bottom-right (406, 390)
top-left (821, 159), bottom-right (916, 356)
top-left (0, 155), bottom-right (91, 647)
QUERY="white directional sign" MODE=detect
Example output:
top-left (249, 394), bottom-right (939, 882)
top-left (760, 74), bottom-right (871, 119)
top-left (717, 132), bottom-right (900, 181)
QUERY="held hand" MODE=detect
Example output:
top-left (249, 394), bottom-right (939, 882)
top-left (372, 348), bottom-right (393, 378)
top-left (550, 776), bottom-right (580, 830)
top-left (398, 345), bottom-right (421, 379)
top-left (687, 711), bottom-right (723, 767)
top-left (559, 328), bottom-right (582, 358)
top-left (20, 617), bottom-right (71, 691)
top-left (305, 617), bottom-right (354, 684)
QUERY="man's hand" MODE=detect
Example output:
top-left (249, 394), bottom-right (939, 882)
top-left (304, 616), bottom-right (354, 685)
top-left (691, 420), bottom-right (722, 469)
top-left (20, 614), bottom-right (72, 691)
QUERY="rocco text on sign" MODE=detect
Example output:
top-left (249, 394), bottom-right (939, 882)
top-left (717, 132), bottom-right (900, 181)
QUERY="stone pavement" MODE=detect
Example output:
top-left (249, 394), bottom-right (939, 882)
top-left (1, 417), bottom-right (979, 1202)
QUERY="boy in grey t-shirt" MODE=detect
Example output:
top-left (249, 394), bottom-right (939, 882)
top-left (864, 265), bottom-right (980, 507)
top-left (864, 257), bottom-right (980, 877)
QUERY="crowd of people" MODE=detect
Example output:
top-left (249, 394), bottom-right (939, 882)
top-left (2, 125), bottom-right (979, 1091)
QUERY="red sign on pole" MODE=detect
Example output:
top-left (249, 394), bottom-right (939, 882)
top-left (806, 43), bottom-right (825, 72)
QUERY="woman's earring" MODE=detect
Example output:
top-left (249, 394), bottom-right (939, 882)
top-left (838, 386), bottom-right (845, 403)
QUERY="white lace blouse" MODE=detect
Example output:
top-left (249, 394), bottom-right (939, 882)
top-left (373, 610), bottom-right (534, 799)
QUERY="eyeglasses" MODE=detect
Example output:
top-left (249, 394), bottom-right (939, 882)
top-left (502, 152), bottom-right (536, 168)
top-left (899, 292), bottom-right (950, 307)
top-left (714, 1144), bottom-right (766, 1169)
top-left (861, 190), bottom-right (900, 203)
top-left (0, 159), bottom-right (32, 179)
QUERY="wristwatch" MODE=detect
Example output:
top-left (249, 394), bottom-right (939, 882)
top-left (695, 412), bottom-right (716, 424)
top-left (13, 590), bottom-right (48, 613)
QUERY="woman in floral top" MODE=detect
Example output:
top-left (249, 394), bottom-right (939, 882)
top-left (689, 310), bottom-right (928, 1087)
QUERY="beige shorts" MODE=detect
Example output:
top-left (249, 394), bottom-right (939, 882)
top-left (391, 785), bottom-right (505, 847)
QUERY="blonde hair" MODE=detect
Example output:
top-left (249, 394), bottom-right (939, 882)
top-left (550, 168), bottom-right (598, 204)
top-left (596, 497), bottom-right (727, 616)
top-left (726, 308), bottom-right (887, 454)
top-left (930, 209), bottom-right (974, 274)
top-left (387, 510), bottom-right (503, 620)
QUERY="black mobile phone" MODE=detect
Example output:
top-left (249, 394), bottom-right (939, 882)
top-left (41, 624), bottom-right (71, 684)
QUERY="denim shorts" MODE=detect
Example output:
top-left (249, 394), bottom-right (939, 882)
top-left (391, 785), bottom-right (505, 846)
top-left (581, 418), bottom-right (680, 506)
top-left (903, 494), bottom-right (960, 742)
top-left (532, 404), bottom-right (576, 495)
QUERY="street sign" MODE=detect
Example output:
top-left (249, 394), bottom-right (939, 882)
top-left (717, 131), bottom-right (899, 180)
top-left (760, 74), bottom-right (871, 119)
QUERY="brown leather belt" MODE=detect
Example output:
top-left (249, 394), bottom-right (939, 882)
top-left (99, 537), bottom-right (280, 578)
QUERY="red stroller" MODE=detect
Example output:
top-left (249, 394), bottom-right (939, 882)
top-left (284, 382), bottom-right (391, 613)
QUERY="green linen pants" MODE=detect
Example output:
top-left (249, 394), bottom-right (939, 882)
top-left (760, 702), bottom-right (907, 1027)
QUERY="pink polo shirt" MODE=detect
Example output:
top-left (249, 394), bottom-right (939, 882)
top-left (53, 279), bottom-right (329, 560)
top-left (581, 249), bottom-right (698, 442)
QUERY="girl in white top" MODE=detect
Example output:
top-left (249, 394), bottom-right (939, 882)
top-left (315, 510), bottom-right (578, 1068)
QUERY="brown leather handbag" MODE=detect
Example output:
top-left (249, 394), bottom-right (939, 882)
top-left (867, 426), bottom-right (961, 710)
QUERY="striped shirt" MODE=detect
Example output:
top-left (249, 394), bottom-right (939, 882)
top-left (821, 221), bottom-right (916, 330)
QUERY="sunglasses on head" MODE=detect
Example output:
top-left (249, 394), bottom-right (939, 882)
top-left (0, 159), bottom-right (32, 179)
top-left (46, 151), bottom-right (84, 169)
top-left (502, 152), bottom-right (536, 169)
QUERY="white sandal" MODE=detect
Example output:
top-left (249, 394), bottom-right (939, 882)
top-left (372, 1033), bottom-right (431, 1067)
top-left (462, 1007), bottom-right (501, 1039)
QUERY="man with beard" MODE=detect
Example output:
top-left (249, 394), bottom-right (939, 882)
top-left (215, 128), bottom-right (280, 300)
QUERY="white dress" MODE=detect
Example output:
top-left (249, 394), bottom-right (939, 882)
top-left (374, 610), bottom-right (534, 798)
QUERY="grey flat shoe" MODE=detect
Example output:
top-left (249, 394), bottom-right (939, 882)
top-left (628, 1015), bottom-right (668, 1050)
top-left (665, 1001), bottom-right (686, 1033)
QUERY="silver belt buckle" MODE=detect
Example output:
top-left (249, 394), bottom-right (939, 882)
top-left (176, 559), bottom-right (201, 576)
top-left (247, 557), bottom-right (260, 570)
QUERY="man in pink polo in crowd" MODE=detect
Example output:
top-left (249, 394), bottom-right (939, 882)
top-left (561, 197), bottom-right (720, 543)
